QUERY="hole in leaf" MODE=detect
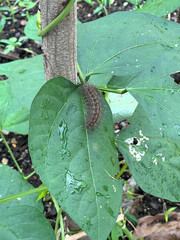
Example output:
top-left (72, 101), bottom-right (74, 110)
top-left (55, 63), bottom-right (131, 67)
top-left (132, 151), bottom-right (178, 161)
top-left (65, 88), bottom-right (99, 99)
top-left (170, 72), bottom-right (180, 85)
top-left (0, 75), bottom-right (8, 81)
top-left (114, 120), bottom-right (130, 133)
top-left (133, 138), bottom-right (138, 145)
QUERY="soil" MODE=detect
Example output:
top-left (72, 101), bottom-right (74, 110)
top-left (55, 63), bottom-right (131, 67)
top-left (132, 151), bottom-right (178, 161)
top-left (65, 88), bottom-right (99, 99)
top-left (0, 0), bottom-right (180, 239)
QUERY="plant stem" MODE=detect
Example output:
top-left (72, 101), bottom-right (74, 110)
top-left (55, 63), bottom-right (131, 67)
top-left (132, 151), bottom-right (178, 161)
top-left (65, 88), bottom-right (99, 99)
top-left (0, 185), bottom-right (47, 204)
top-left (121, 223), bottom-right (136, 240)
top-left (118, 222), bottom-right (136, 240)
top-left (98, 86), bottom-right (127, 94)
top-left (77, 62), bottom-right (85, 83)
top-left (51, 195), bottom-right (65, 240)
top-left (0, 130), bottom-right (23, 175)
top-left (59, 208), bottom-right (65, 240)
top-left (23, 170), bottom-right (36, 180)
top-left (115, 162), bottom-right (128, 179)
top-left (55, 208), bottom-right (61, 236)
top-left (103, 5), bottom-right (108, 16)
top-left (38, 0), bottom-right (76, 37)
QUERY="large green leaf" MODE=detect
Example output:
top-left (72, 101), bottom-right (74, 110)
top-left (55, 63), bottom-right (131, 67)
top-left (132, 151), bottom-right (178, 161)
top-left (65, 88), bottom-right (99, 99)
top-left (115, 73), bottom-right (180, 202)
top-left (0, 164), bottom-right (42, 209)
top-left (0, 80), bottom-right (29, 134)
top-left (0, 206), bottom-right (56, 240)
top-left (105, 12), bottom-right (180, 202)
top-left (77, 11), bottom-right (180, 83)
top-left (8, 55), bottom-right (45, 109)
top-left (135, 0), bottom-right (180, 17)
top-left (29, 77), bottom-right (122, 240)
top-left (78, 11), bottom-right (180, 201)
top-left (0, 164), bottom-right (56, 239)
top-left (0, 55), bottom-right (45, 133)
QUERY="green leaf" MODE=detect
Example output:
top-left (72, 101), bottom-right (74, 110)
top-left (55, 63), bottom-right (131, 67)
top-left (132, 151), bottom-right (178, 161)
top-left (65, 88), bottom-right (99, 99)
top-left (0, 55), bottom-right (45, 133)
top-left (135, 0), bottom-right (180, 17)
top-left (4, 45), bottom-right (15, 54)
top-left (0, 39), bottom-right (13, 45)
top-left (164, 207), bottom-right (177, 222)
top-left (0, 205), bottom-right (56, 240)
top-left (93, 4), bottom-right (103, 15)
top-left (115, 74), bottom-right (180, 201)
top-left (106, 16), bottom-right (180, 200)
top-left (111, 223), bottom-right (123, 240)
top-left (24, 14), bottom-right (41, 42)
top-left (86, 11), bottom-right (180, 203)
top-left (0, 165), bottom-right (55, 239)
top-left (77, 11), bottom-right (180, 83)
top-left (0, 16), bottom-right (6, 33)
top-left (108, 92), bottom-right (138, 122)
top-left (8, 55), bottom-right (45, 109)
top-left (0, 80), bottom-right (29, 134)
top-left (0, 164), bottom-right (42, 209)
top-left (29, 77), bottom-right (122, 240)
top-left (0, 7), bottom-right (12, 11)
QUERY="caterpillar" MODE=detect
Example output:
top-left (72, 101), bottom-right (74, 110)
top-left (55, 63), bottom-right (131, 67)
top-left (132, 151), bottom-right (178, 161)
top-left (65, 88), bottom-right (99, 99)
top-left (81, 83), bottom-right (102, 130)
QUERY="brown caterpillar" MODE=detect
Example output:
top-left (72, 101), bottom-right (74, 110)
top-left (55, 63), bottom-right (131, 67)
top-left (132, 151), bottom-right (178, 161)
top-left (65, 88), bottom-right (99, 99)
top-left (81, 83), bottom-right (102, 130)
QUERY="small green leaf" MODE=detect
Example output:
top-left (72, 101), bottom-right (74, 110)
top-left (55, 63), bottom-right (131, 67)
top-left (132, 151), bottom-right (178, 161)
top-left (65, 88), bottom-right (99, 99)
top-left (4, 45), bottom-right (15, 54)
top-left (108, 92), bottom-right (138, 122)
top-left (164, 207), bottom-right (177, 222)
top-left (29, 77), bottom-right (122, 240)
top-left (111, 223), bottom-right (123, 240)
top-left (9, 37), bottom-right (17, 43)
top-left (0, 16), bottom-right (6, 33)
top-left (24, 14), bottom-right (42, 42)
top-left (37, 184), bottom-right (49, 201)
top-left (94, 4), bottom-right (103, 14)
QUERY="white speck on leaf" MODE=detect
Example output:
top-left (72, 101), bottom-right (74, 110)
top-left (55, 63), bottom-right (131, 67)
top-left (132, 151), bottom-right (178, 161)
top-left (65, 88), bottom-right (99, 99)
top-left (112, 185), bottom-right (116, 192)
top-left (124, 138), bottom-right (134, 144)
top-left (139, 130), bottom-right (143, 136)
top-left (145, 144), bottom-right (148, 149)
top-left (129, 145), bottom-right (145, 161)
top-left (175, 44), bottom-right (178, 47)
top-left (17, 197), bottom-right (21, 201)
top-left (153, 158), bottom-right (158, 165)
